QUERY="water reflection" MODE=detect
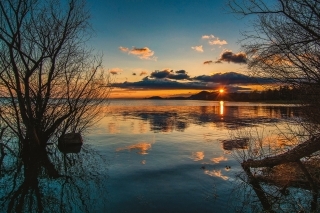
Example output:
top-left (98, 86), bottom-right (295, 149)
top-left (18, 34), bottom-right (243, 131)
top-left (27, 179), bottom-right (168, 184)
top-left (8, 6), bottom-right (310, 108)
top-left (233, 160), bottom-right (320, 213)
top-left (191, 151), bottom-right (205, 161)
top-left (108, 103), bottom-right (301, 133)
top-left (211, 156), bottom-right (228, 164)
top-left (220, 101), bottom-right (224, 115)
top-left (0, 143), bottom-right (108, 213)
top-left (204, 169), bottom-right (229, 180)
top-left (116, 142), bottom-right (152, 155)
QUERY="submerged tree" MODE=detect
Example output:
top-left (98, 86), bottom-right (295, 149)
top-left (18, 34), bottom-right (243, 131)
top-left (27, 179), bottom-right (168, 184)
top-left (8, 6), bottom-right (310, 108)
top-left (0, 0), bottom-right (110, 193)
top-left (0, 0), bottom-right (111, 211)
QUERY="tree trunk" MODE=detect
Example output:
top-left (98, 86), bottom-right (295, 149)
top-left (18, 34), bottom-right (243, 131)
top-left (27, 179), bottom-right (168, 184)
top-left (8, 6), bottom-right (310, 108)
top-left (242, 136), bottom-right (320, 168)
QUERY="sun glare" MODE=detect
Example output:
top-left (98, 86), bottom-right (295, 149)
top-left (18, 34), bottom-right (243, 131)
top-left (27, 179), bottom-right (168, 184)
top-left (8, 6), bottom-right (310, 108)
top-left (219, 89), bottom-right (224, 93)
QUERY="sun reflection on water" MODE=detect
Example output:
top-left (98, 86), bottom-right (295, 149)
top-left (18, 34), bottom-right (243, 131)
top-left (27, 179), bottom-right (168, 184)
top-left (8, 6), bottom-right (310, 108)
top-left (219, 101), bottom-right (224, 115)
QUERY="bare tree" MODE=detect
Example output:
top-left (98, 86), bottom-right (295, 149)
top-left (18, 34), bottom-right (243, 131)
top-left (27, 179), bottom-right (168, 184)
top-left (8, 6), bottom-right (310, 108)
top-left (227, 0), bottom-right (320, 159)
top-left (0, 0), bottom-right (110, 178)
top-left (227, 1), bottom-right (320, 212)
top-left (228, 0), bottom-right (320, 120)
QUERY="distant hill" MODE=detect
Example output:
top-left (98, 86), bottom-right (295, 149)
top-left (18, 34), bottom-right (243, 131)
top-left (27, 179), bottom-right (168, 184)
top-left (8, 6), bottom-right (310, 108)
top-left (147, 91), bottom-right (218, 100)
top-left (146, 87), bottom-right (300, 102)
top-left (189, 91), bottom-right (218, 100)
top-left (148, 96), bottom-right (163, 99)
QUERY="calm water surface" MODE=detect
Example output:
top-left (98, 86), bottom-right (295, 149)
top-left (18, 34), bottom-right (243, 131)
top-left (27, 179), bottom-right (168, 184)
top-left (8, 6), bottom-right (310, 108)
top-left (87, 100), bottom-right (300, 213)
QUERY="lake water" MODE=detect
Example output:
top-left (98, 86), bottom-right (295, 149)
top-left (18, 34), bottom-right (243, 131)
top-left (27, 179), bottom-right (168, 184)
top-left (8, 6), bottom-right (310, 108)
top-left (85, 100), bottom-right (301, 213)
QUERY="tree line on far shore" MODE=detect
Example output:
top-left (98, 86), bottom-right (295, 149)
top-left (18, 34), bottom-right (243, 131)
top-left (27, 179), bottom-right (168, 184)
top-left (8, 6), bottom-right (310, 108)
top-left (148, 86), bottom-right (300, 102)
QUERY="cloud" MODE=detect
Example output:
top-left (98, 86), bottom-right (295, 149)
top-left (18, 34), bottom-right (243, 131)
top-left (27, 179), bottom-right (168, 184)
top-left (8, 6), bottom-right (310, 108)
top-left (112, 77), bottom-right (248, 91)
top-left (193, 72), bottom-right (273, 84)
top-left (209, 38), bottom-right (227, 46)
top-left (119, 46), bottom-right (129, 52)
top-left (216, 50), bottom-right (247, 64)
top-left (112, 77), bottom-right (213, 90)
top-left (140, 71), bottom-right (148, 76)
top-left (150, 70), bottom-right (170, 79)
top-left (109, 67), bottom-right (123, 75)
top-left (202, 34), bottom-right (215, 39)
top-left (175, 70), bottom-right (186, 74)
top-left (203, 60), bottom-right (213, 65)
top-left (191, 45), bottom-right (203, 52)
top-left (119, 46), bottom-right (157, 60)
top-left (202, 34), bottom-right (227, 46)
top-left (150, 69), bottom-right (190, 80)
top-left (112, 71), bottom-right (267, 91)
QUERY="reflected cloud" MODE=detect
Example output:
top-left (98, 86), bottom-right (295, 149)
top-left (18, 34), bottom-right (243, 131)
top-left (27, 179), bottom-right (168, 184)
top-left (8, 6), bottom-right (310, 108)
top-left (108, 122), bottom-right (119, 134)
top-left (204, 169), bottom-right (228, 180)
top-left (221, 138), bottom-right (249, 150)
top-left (116, 142), bottom-right (152, 155)
top-left (191, 151), bottom-right (205, 161)
top-left (211, 156), bottom-right (228, 164)
top-left (109, 104), bottom-right (301, 133)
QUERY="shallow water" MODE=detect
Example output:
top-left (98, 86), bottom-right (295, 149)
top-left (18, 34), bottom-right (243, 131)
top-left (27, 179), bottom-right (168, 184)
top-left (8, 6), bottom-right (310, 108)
top-left (86, 100), bottom-right (300, 213)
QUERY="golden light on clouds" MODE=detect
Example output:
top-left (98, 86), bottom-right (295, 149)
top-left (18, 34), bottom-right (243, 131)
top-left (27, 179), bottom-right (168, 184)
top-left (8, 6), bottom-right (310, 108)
top-left (202, 34), bottom-right (228, 46)
top-left (119, 46), bottom-right (157, 60)
top-left (109, 67), bottom-right (123, 75)
top-left (191, 45), bottom-right (203, 52)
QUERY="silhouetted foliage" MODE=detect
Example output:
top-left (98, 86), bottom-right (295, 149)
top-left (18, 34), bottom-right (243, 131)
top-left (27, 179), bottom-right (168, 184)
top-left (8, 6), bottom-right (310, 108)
top-left (0, 0), bottom-right (110, 212)
top-left (227, 0), bottom-right (320, 212)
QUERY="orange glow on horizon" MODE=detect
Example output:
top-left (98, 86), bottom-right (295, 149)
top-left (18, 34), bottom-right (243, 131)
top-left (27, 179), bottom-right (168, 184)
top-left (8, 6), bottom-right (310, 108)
top-left (219, 89), bottom-right (224, 93)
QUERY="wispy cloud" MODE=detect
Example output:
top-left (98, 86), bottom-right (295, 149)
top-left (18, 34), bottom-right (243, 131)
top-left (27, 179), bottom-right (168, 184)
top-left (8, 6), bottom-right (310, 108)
top-left (209, 38), bottom-right (227, 46)
top-left (109, 67), bottom-right (123, 75)
top-left (203, 60), bottom-right (213, 65)
top-left (202, 34), bottom-right (215, 39)
top-left (202, 34), bottom-right (227, 47)
top-left (119, 46), bottom-right (157, 60)
top-left (140, 71), bottom-right (148, 76)
top-left (191, 45), bottom-right (203, 52)
top-left (216, 50), bottom-right (247, 64)
top-left (119, 46), bottom-right (129, 52)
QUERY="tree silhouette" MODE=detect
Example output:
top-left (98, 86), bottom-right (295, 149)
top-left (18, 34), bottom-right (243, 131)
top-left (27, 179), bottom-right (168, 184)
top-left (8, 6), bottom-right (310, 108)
top-left (0, 0), bottom-right (110, 203)
top-left (228, 0), bottom-right (320, 211)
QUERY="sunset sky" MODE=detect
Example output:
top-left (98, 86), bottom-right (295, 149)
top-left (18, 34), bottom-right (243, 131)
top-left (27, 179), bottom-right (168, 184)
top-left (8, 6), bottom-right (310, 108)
top-left (87, 0), bottom-right (270, 98)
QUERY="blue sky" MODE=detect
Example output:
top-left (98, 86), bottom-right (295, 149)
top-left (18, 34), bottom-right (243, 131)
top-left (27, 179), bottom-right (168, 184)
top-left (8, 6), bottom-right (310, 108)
top-left (86, 0), bottom-right (259, 98)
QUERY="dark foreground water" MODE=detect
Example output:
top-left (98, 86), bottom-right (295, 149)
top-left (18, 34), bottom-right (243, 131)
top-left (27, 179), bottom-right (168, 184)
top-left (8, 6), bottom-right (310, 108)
top-left (1, 100), bottom-right (308, 213)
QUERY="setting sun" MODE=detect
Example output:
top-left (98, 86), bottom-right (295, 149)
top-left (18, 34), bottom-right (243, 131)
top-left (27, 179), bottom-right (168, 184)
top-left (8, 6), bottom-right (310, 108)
top-left (219, 89), bottom-right (224, 93)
